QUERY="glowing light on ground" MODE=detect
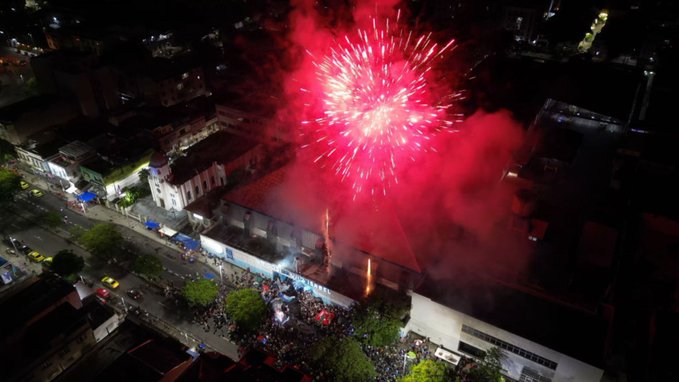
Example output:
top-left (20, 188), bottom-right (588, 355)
top-left (303, 10), bottom-right (462, 198)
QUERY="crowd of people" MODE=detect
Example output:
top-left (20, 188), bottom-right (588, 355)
top-left (166, 266), bottom-right (440, 381)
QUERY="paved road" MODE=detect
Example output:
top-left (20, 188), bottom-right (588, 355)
top-left (2, 180), bottom-right (240, 359)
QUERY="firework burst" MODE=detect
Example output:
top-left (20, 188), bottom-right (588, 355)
top-left (302, 11), bottom-right (463, 198)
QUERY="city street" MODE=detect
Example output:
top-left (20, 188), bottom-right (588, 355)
top-left (2, 178), bottom-right (240, 359)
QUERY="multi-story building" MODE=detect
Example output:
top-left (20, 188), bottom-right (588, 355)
top-left (406, 283), bottom-right (608, 382)
top-left (80, 146), bottom-right (153, 201)
top-left (46, 140), bottom-right (95, 190)
top-left (148, 131), bottom-right (261, 211)
top-left (0, 275), bottom-right (120, 382)
top-left (44, 27), bottom-right (107, 56)
top-left (31, 50), bottom-right (120, 117)
top-left (119, 55), bottom-right (207, 108)
top-left (0, 95), bottom-right (79, 146)
top-left (198, 165), bottom-right (422, 307)
top-left (215, 92), bottom-right (292, 144)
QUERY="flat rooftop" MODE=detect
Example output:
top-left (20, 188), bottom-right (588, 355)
top-left (416, 276), bottom-right (610, 368)
top-left (221, 166), bottom-right (421, 272)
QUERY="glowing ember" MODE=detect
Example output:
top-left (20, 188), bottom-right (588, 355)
top-left (303, 10), bottom-right (461, 197)
top-left (322, 208), bottom-right (333, 268)
top-left (365, 258), bottom-right (373, 296)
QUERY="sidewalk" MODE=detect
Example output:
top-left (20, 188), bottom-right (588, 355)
top-left (13, 165), bottom-right (247, 285)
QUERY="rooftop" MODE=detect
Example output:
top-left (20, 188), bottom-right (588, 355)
top-left (221, 166), bottom-right (421, 272)
top-left (0, 274), bottom-right (78, 335)
top-left (0, 95), bottom-right (63, 123)
top-left (168, 131), bottom-right (258, 185)
top-left (416, 276), bottom-right (610, 367)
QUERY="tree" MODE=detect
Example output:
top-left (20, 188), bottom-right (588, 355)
top-left (78, 223), bottom-right (122, 261)
top-left (311, 337), bottom-right (376, 382)
top-left (133, 254), bottom-right (163, 278)
top-left (353, 306), bottom-right (402, 346)
top-left (51, 249), bottom-right (85, 277)
top-left (183, 279), bottom-right (219, 307)
top-left (0, 138), bottom-right (16, 164)
top-left (399, 360), bottom-right (449, 382)
top-left (464, 347), bottom-right (505, 382)
top-left (0, 168), bottom-right (20, 206)
top-left (225, 288), bottom-right (267, 332)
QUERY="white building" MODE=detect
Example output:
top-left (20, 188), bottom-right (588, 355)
top-left (46, 140), bottom-right (94, 190)
top-left (148, 131), bottom-right (261, 211)
top-left (406, 286), bottom-right (609, 382)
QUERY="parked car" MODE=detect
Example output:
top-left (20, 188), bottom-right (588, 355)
top-left (96, 288), bottom-right (111, 299)
top-left (101, 276), bottom-right (119, 289)
top-left (28, 251), bottom-right (45, 262)
top-left (30, 189), bottom-right (44, 197)
top-left (126, 289), bottom-right (143, 301)
top-left (19, 180), bottom-right (29, 189)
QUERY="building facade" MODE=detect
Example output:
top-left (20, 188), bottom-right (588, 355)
top-left (406, 292), bottom-right (606, 382)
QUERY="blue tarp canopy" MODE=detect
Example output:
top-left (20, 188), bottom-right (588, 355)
top-left (77, 192), bottom-right (97, 202)
top-left (173, 233), bottom-right (200, 250)
top-left (144, 220), bottom-right (160, 229)
top-left (204, 273), bottom-right (216, 280)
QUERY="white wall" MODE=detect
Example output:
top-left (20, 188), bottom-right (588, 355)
top-left (406, 292), bottom-right (604, 382)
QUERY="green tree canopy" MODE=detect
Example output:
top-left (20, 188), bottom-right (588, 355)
top-left (0, 168), bottom-right (20, 206)
top-left (465, 347), bottom-right (505, 382)
top-left (78, 223), bottom-right (123, 261)
top-left (399, 359), bottom-right (449, 382)
top-left (311, 337), bottom-right (376, 382)
top-left (0, 138), bottom-right (16, 164)
top-left (225, 288), bottom-right (267, 332)
top-left (183, 278), bottom-right (219, 307)
top-left (353, 306), bottom-right (402, 346)
top-left (51, 249), bottom-right (85, 277)
top-left (133, 254), bottom-right (163, 278)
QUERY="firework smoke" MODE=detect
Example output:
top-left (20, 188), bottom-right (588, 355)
top-left (266, 1), bottom-right (531, 281)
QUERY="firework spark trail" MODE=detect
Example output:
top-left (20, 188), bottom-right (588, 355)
top-left (303, 11), bottom-right (462, 198)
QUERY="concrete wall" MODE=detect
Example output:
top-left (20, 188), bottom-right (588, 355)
top-left (406, 292), bottom-right (604, 382)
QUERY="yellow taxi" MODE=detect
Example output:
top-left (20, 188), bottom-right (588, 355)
top-left (43, 256), bottom-right (53, 267)
top-left (19, 180), bottom-right (30, 189)
top-left (30, 189), bottom-right (44, 197)
top-left (28, 251), bottom-right (46, 262)
top-left (101, 276), bottom-right (119, 289)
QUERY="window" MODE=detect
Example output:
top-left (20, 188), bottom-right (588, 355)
top-left (461, 325), bottom-right (558, 370)
top-left (156, 188), bottom-right (161, 194)
top-left (203, 180), bottom-right (207, 190)
top-left (195, 185), bottom-right (200, 195)
top-left (458, 341), bottom-right (486, 359)
top-left (220, 177), bottom-right (225, 186)
top-left (211, 176), bottom-right (215, 185)
top-left (172, 198), bottom-right (176, 206)
top-left (187, 191), bottom-right (192, 201)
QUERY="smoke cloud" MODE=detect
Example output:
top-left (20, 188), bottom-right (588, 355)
top-left (262, 0), bottom-right (531, 281)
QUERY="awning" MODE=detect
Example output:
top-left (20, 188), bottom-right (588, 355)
top-left (144, 220), bottom-right (160, 229)
top-left (435, 347), bottom-right (461, 365)
top-left (204, 272), bottom-right (216, 280)
top-left (172, 233), bottom-right (200, 250)
top-left (77, 191), bottom-right (97, 202)
top-left (65, 184), bottom-right (78, 194)
top-left (159, 226), bottom-right (178, 237)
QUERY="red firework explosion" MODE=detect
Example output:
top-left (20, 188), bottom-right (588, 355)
top-left (302, 11), bottom-right (462, 197)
